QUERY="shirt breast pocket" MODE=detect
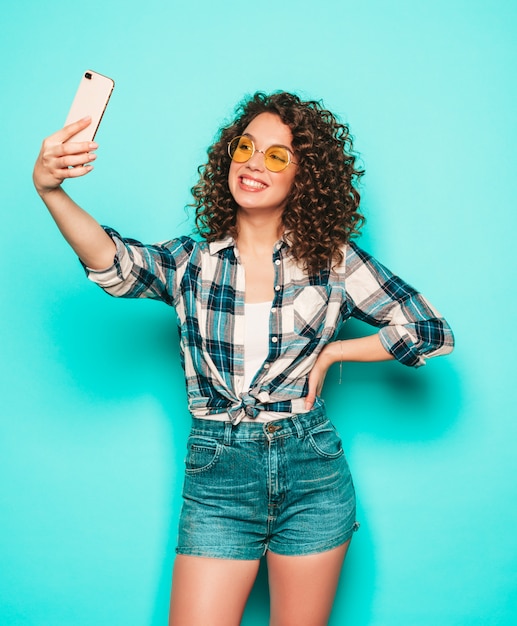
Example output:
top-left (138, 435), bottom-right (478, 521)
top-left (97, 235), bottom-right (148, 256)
top-left (293, 285), bottom-right (330, 337)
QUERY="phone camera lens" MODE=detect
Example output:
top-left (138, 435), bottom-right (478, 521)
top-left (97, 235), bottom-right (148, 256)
top-left (85, 72), bottom-right (92, 80)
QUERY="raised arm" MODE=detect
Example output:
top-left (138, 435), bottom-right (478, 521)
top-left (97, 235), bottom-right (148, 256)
top-left (33, 117), bottom-right (116, 269)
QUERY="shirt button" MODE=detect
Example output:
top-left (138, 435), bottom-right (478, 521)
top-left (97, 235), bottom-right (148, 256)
top-left (271, 336), bottom-right (278, 343)
top-left (263, 363), bottom-right (270, 369)
top-left (271, 307), bottom-right (276, 313)
top-left (275, 259), bottom-right (281, 265)
top-left (274, 285), bottom-right (280, 291)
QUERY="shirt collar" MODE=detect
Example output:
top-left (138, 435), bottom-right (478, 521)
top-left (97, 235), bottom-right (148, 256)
top-left (208, 237), bottom-right (235, 255)
top-left (207, 232), bottom-right (292, 256)
top-left (281, 231), bottom-right (293, 248)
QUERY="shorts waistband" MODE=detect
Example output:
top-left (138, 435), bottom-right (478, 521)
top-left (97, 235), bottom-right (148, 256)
top-left (190, 405), bottom-right (328, 443)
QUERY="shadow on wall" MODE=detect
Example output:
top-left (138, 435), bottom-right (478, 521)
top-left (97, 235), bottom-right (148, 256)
top-left (332, 317), bottom-right (462, 443)
top-left (243, 559), bottom-right (270, 623)
top-left (45, 287), bottom-right (184, 405)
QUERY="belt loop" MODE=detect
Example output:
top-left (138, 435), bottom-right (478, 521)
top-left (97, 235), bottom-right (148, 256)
top-left (223, 421), bottom-right (233, 446)
top-left (291, 415), bottom-right (305, 438)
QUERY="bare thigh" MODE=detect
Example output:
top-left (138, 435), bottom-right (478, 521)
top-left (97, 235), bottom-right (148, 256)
top-left (267, 540), bottom-right (351, 626)
top-left (169, 555), bottom-right (261, 626)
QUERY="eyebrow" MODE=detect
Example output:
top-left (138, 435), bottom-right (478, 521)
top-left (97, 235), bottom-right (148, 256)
top-left (243, 132), bottom-right (294, 153)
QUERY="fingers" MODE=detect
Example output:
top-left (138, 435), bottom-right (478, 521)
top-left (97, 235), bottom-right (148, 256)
top-left (40, 117), bottom-right (95, 161)
top-left (305, 378), bottom-right (323, 410)
top-left (39, 142), bottom-right (97, 179)
top-left (305, 369), bottom-right (318, 411)
top-left (65, 163), bottom-right (96, 179)
top-left (305, 393), bottom-right (315, 411)
top-left (54, 116), bottom-right (93, 143)
top-left (305, 354), bottom-right (331, 410)
top-left (57, 150), bottom-right (97, 169)
top-left (34, 124), bottom-right (99, 195)
top-left (42, 135), bottom-right (98, 160)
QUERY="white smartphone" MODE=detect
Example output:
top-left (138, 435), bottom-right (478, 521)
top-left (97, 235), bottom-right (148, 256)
top-left (64, 70), bottom-right (114, 142)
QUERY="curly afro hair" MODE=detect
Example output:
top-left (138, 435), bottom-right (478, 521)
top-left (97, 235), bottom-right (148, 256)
top-left (192, 91), bottom-right (365, 274)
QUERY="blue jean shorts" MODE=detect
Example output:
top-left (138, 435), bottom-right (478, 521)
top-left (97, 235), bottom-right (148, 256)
top-left (176, 406), bottom-right (358, 560)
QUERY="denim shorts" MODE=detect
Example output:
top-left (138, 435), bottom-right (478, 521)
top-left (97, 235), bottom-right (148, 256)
top-left (176, 406), bottom-right (358, 560)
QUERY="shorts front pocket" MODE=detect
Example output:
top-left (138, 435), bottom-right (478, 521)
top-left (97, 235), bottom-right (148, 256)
top-left (307, 421), bottom-right (344, 459)
top-left (185, 436), bottom-right (222, 474)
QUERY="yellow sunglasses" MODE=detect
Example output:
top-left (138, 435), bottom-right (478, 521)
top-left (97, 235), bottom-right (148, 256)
top-left (227, 135), bottom-right (298, 172)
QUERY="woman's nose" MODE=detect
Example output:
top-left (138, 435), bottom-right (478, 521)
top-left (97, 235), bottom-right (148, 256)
top-left (246, 148), bottom-right (266, 170)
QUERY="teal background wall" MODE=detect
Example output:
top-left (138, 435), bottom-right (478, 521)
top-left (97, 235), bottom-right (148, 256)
top-left (1, 1), bottom-right (516, 624)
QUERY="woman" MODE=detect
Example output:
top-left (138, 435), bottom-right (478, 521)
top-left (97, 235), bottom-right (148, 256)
top-left (33, 92), bottom-right (454, 625)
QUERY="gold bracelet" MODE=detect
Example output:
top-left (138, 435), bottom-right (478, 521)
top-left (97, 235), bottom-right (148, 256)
top-left (339, 340), bottom-right (343, 385)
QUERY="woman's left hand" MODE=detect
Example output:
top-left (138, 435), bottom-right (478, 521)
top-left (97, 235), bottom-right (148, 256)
top-left (305, 343), bottom-right (337, 410)
top-left (305, 334), bottom-right (394, 410)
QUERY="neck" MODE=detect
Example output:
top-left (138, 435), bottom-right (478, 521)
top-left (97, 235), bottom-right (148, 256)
top-left (235, 211), bottom-right (284, 252)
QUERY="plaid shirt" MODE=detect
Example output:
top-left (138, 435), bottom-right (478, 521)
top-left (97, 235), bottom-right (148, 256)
top-left (86, 228), bottom-right (454, 423)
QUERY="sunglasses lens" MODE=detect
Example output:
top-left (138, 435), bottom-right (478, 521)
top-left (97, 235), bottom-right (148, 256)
top-left (228, 136), bottom-right (293, 172)
top-left (264, 146), bottom-right (290, 172)
top-left (229, 136), bottom-right (254, 163)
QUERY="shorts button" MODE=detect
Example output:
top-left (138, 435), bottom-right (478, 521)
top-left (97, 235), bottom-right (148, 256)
top-left (267, 423), bottom-right (282, 433)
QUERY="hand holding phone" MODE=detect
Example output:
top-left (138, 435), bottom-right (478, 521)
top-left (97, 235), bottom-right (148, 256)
top-left (64, 70), bottom-right (114, 142)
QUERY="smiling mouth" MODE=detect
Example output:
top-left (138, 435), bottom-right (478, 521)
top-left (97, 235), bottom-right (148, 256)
top-left (240, 176), bottom-right (267, 190)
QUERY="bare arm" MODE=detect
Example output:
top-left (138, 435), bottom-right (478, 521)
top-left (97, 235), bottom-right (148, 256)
top-left (305, 334), bottom-right (394, 410)
top-left (33, 117), bottom-right (116, 269)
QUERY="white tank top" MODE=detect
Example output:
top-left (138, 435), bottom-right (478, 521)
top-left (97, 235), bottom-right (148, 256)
top-left (243, 301), bottom-right (272, 392)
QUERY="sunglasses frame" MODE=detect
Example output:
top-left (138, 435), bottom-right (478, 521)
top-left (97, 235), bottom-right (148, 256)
top-left (227, 135), bottom-right (298, 172)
